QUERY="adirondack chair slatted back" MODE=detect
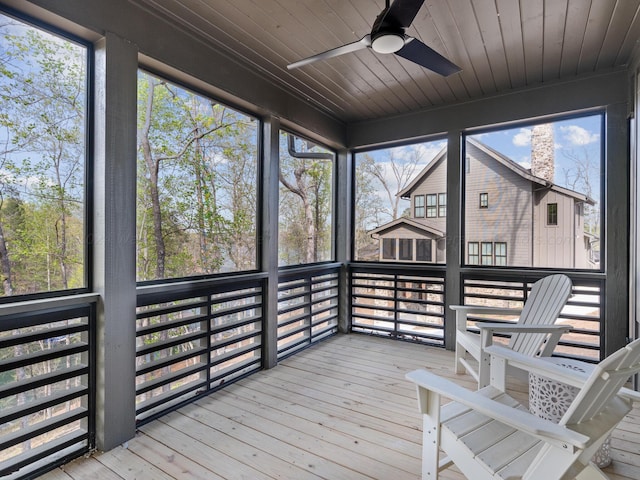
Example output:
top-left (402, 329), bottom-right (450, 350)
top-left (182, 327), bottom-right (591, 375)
top-left (508, 274), bottom-right (572, 356)
top-left (562, 337), bottom-right (640, 425)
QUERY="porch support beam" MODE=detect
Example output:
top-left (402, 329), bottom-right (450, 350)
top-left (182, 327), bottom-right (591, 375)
top-left (262, 116), bottom-right (281, 368)
top-left (93, 32), bottom-right (138, 450)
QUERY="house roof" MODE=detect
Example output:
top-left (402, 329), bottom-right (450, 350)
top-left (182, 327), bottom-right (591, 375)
top-left (398, 137), bottom-right (596, 205)
top-left (369, 217), bottom-right (445, 238)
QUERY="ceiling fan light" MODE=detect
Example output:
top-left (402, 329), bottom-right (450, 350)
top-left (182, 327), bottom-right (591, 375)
top-left (371, 33), bottom-right (405, 54)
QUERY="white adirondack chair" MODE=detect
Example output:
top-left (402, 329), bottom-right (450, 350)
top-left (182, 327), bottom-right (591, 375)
top-left (406, 338), bottom-right (640, 480)
top-left (452, 274), bottom-right (572, 387)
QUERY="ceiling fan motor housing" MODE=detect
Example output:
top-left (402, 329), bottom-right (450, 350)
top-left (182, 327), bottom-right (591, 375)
top-left (371, 31), bottom-right (405, 54)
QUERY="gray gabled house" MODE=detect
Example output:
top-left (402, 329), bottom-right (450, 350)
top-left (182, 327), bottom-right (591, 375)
top-left (371, 136), bottom-right (596, 268)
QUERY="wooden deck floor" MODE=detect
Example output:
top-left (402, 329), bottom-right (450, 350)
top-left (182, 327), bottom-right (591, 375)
top-left (40, 334), bottom-right (640, 480)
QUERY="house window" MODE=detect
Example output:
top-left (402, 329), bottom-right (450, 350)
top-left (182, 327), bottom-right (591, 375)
top-left (382, 238), bottom-right (396, 259)
top-left (399, 239), bottom-right (412, 261)
top-left (495, 242), bottom-right (507, 266)
top-left (426, 194), bottom-right (437, 217)
top-left (438, 193), bottom-right (447, 217)
top-left (479, 193), bottom-right (489, 208)
top-left (416, 239), bottom-right (432, 262)
top-left (547, 203), bottom-right (558, 226)
top-left (481, 242), bottom-right (493, 265)
top-left (414, 195), bottom-right (425, 217)
top-left (0, 13), bottom-right (89, 295)
top-left (468, 242), bottom-right (479, 264)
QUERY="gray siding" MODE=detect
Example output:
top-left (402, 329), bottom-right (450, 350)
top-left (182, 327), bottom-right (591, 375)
top-left (464, 143), bottom-right (533, 266)
top-left (533, 190), bottom-right (577, 268)
top-left (410, 157), bottom-right (447, 231)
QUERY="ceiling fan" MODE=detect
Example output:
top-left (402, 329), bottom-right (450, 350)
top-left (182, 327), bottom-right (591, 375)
top-left (286, 0), bottom-right (461, 76)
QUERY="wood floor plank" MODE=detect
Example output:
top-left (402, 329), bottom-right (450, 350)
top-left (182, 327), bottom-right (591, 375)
top-left (33, 333), bottom-right (640, 480)
top-left (125, 433), bottom-right (225, 480)
top-left (94, 446), bottom-right (175, 480)
top-left (141, 415), bottom-right (294, 480)
top-left (177, 401), bottom-right (374, 480)
top-left (222, 382), bottom-right (422, 457)
top-left (207, 391), bottom-right (421, 476)
top-left (61, 457), bottom-right (123, 480)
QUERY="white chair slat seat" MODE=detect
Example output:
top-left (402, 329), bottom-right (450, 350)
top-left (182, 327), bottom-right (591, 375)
top-left (406, 337), bottom-right (640, 480)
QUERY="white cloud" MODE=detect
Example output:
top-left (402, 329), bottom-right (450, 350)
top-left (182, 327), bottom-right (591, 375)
top-left (518, 160), bottom-right (531, 169)
top-left (560, 125), bottom-right (599, 146)
top-left (512, 128), bottom-right (532, 147)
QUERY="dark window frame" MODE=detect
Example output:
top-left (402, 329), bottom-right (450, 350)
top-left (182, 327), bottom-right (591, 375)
top-left (426, 194), bottom-right (437, 218)
top-left (481, 242), bottom-right (493, 265)
top-left (438, 192), bottom-right (447, 217)
top-left (468, 242), bottom-right (479, 265)
top-left (495, 242), bottom-right (507, 266)
top-left (479, 192), bottom-right (489, 209)
top-left (547, 203), bottom-right (558, 226)
top-left (414, 194), bottom-right (425, 218)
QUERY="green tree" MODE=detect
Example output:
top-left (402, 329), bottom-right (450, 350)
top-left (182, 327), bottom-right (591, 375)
top-left (0, 17), bottom-right (87, 296)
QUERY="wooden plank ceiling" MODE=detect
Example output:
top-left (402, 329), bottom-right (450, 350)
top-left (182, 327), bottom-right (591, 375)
top-left (132, 0), bottom-right (640, 124)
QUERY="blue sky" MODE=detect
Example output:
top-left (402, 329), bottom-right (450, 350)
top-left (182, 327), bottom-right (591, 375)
top-left (468, 114), bottom-right (602, 194)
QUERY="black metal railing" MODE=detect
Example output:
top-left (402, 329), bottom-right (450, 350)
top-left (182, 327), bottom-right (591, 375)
top-left (135, 275), bottom-right (264, 424)
top-left (0, 295), bottom-right (97, 479)
top-left (277, 264), bottom-right (340, 359)
top-left (350, 264), bottom-right (446, 347)
top-left (461, 271), bottom-right (603, 361)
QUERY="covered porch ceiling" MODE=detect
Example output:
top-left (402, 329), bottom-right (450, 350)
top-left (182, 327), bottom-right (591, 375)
top-left (131, 0), bottom-right (640, 124)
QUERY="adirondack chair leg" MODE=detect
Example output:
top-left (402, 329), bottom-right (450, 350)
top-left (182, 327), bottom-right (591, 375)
top-left (478, 328), bottom-right (492, 388)
top-left (454, 345), bottom-right (466, 374)
top-left (454, 311), bottom-right (467, 375)
top-left (416, 386), bottom-right (442, 479)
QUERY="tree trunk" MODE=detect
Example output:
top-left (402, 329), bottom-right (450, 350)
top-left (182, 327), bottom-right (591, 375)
top-left (0, 220), bottom-right (13, 296)
top-left (140, 79), bottom-right (166, 279)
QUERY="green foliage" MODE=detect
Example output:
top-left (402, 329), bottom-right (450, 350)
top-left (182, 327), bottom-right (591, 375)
top-left (0, 15), bottom-right (87, 296)
top-left (136, 71), bottom-right (259, 281)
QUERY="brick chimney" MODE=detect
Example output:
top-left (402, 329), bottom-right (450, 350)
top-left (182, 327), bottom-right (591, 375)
top-left (530, 123), bottom-right (554, 182)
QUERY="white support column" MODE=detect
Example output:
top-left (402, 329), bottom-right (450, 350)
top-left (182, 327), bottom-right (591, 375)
top-left (93, 32), bottom-right (138, 450)
top-left (262, 116), bottom-right (281, 368)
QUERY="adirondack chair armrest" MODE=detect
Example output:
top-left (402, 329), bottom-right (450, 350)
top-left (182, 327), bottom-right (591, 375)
top-left (405, 368), bottom-right (589, 449)
top-left (485, 345), bottom-right (589, 388)
top-left (450, 305), bottom-right (523, 331)
top-left (479, 324), bottom-right (572, 350)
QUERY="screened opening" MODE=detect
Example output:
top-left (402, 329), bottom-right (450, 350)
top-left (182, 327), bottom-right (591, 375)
top-left (136, 70), bottom-right (259, 281)
top-left (464, 115), bottom-right (602, 270)
top-left (0, 12), bottom-right (89, 297)
top-left (354, 138), bottom-right (447, 263)
top-left (278, 131), bottom-right (335, 266)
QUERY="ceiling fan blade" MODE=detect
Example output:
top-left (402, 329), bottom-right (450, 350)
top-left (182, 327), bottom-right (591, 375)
top-left (287, 35), bottom-right (371, 70)
top-left (395, 37), bottom-right (461, 76)
top-left (382, 0), bottom-right (426, 28)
